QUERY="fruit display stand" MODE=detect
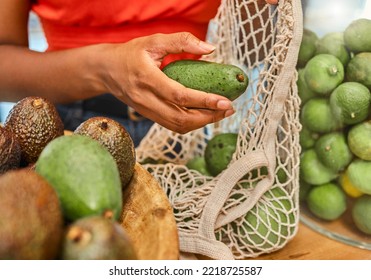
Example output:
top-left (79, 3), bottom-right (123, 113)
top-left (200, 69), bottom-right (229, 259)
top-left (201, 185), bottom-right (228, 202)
top-left (120, 163), bottom-right (180, 260)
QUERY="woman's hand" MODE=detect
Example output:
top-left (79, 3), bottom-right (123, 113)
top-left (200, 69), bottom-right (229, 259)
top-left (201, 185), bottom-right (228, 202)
top-left (102, 32), bottom-right (235, 134)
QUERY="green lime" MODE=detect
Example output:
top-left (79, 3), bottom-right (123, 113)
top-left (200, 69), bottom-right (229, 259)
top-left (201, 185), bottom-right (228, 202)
top-left (348, 121), bottom-right (371, 161)
top-left (297, 29), bottom-right (318, 68)
top-left (344, 18), bottom-right (371, 53)
top-left (339, 172), bottom-right (364, 198)
top-left (346, 52), bottom-right (371, 90)
top-left (300, 98), bottom-right (341, 133)
top-left (329, 82), bottom-right (371, 125)
top-left (315, 32), bottom-right (350, 66)
top-left (346, 159), bottom-right (371, 195)
top-left (300, 149), bottom-right (338, 185)
top-left (306, 182), bottom-right (347, 221)
top-left (204, 133), bottom-right (238, 176)
top-left (186, 156), bottom-right (212, 176)
top-left (297, 68), bottom-right (317, 105)
top-left (314, 132), bottom-right (353, 172)
top-left (352, 195), bottom-right (371, 234)
top-left (299, 179), bottom-right (312, 202)
top-left (304, 54), bottom-right (344, 95)
top-left (300, 126), bottom-right (320, 150)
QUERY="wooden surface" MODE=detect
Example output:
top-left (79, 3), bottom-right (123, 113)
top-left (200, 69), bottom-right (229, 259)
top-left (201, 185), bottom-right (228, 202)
top-left (120, 163), bottom-right (180, 260)
top-left (254, 222), bottom-right (371, 260)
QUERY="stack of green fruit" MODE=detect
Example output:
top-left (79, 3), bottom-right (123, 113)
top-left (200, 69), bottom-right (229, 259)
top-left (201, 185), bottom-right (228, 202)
top-left (298, 18), bottom-right (371, 235)
top-left (0, 97), bottom-right (137, 259)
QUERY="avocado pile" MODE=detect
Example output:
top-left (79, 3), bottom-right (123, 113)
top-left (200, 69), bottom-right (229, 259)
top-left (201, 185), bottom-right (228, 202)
top-left (0, 96), bottom-right (137, 259)
top-left (297, 18), bottom-right (371, 233)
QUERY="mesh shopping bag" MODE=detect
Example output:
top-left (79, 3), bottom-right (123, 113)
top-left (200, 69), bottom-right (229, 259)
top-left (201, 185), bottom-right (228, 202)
top-left (136, 0), bottom-right (303, 259)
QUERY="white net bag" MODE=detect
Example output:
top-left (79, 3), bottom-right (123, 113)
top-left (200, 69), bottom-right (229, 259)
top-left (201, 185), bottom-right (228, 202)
top-left (136, 0), bottom-right (303, 259)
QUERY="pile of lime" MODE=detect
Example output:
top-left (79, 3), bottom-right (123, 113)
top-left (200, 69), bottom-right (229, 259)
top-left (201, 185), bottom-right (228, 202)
top-left (297, 18), bottom-right (371, 235)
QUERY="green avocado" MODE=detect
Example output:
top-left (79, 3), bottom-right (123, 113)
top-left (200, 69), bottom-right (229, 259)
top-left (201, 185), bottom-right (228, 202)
top-left (35, 135), bottom-right (122, 222)
top-left (163, 59), bottom-right (249, 101)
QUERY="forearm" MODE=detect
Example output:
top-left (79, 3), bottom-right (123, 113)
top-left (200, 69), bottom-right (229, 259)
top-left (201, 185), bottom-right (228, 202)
top-left (0, 44), bottom-right (109, 104)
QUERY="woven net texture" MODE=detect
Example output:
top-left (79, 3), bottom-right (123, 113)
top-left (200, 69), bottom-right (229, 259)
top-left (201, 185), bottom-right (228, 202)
top-left (136, 0), bottom-right (303, 260)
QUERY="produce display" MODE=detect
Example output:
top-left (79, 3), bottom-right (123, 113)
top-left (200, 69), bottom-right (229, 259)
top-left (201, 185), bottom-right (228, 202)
top-left (298, 18), bottom-right (371, 236)
top-left (0, 96), bottom-right (137, 259)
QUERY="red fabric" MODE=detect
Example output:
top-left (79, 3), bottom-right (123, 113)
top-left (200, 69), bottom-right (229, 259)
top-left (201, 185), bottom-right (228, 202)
top-left (31, 0), bottom-right (220, 65)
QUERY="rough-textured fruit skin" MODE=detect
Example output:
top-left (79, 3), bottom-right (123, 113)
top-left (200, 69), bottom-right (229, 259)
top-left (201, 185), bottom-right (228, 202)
top-left (35, 135), bottom-right (122, 222)
top-left (344, 18), bottom-right (371, 53)
top-left (304, 54), bottom-right (344, 95)
top-left (347, 121), bottom-right (371, 161)
top-left (345, 52), bottom-right (371, 90)
top-left (329, 82), bottom-right (371, 125)
top-left (4, 96), bottom-right (64, 165)
top-left (0, 125), bottom-right (21, 174)
top-left (74, 117), bottom-right (136, 188)
top-left (204, 133), bottom-right (238, 176)
top-left (0, 169), bottom-right (63, 260)
top-left (163, 60), bottom-right (249, 101)
top-left (61, 216), bottom-right (137, 260)
top-left (297, 29), bottom-right (318, 68)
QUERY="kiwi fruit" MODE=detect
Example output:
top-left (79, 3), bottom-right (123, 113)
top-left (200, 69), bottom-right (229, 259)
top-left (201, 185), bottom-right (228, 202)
top-left (61, 215), bottom-right (137, 260)
top-left (74, 117), bottom-right (136, 188)
top-left (4, 96), bottom-right (64, 165)
top-left (0, 169), bottom-right (64, 259)
top-left (0, 125), bottom-right (21, 174)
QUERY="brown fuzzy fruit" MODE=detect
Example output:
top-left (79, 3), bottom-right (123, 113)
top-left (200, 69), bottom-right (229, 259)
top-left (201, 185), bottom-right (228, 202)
top-left (0, 169), bottom-right (64, 259)
top-left (0, 125), bottom-right (21, 174)
top-left (74, 117), bottom-right (136, 188)
top-left (4, 96), bottom-right (64, 165)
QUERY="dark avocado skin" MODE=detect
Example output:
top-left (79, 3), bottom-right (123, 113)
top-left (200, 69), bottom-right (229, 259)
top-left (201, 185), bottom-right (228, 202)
top-left (163, 60), bottom-right (249, 101)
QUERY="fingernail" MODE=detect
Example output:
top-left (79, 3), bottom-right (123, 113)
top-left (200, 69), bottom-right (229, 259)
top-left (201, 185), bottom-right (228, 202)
top-left (199, 41), bottom-right (216, 53)
top-left (217, 100), bottom-right (233, 110)
top-left (224, 109), bottom-right (235, 118)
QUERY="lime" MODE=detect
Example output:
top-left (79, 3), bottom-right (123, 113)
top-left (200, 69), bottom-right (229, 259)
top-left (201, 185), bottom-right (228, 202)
top-left (346, 159), bottom-right (371, 195)
top-left (300, 149), bottom-right (338, 185)
top-left (304, 54), bottom-right (344, 95)
top-left (186, 156), bottom-right (212, 176)
top-left (300, 126), bottom-right (320, 150)
top-left (299, 179), bottom-right (312, 202)
top-left (314, 132), bottom-right (353, 172)
top-left (297, 68), bottom-right (317, 105)
top-left (315, 32), bottom-right (350, 66)
top-left (329, 82), bottom-right (370, 125)
top-left (352, 195), bottom-right (371, 235)
top-left (297, 29), bottom-right (318, 68)
top-left (346, 52), bottom-right (371, 90)
top-left (344, 18), bottom-right (371, 53)
top-left (300, 98), bottom-right (340, 133)
top-left (204, 133), bottom-right (238, 176)
top-left (339, 173), bottom-right (363, 198)
top-left (348, 121), bottom-right (371, 160)
top-left (235, 187), bottom-right (295, 249)
top-left (306, 182), bottom-right (347, 221)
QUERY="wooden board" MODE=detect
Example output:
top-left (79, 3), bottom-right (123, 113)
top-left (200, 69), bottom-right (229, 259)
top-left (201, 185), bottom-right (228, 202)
top-left (120, 163), bottom-right (180, 260)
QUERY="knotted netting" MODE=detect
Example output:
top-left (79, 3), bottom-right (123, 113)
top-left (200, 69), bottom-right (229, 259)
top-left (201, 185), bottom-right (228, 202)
top-left (136, 0), bottom-right (303, 259)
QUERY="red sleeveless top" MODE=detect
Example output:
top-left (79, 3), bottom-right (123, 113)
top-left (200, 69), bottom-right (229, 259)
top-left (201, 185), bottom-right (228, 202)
top-left (31, 0), bottom-right (220, 65)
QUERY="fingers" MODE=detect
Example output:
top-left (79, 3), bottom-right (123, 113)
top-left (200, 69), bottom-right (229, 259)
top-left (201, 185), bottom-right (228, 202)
top-left (133, 96), bottom-right (235, 134)
top-left (147, 32), bottom-right (216, 57)
top-left (149, 71), bottom-right (234, 111)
